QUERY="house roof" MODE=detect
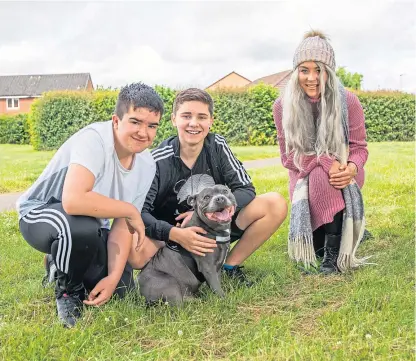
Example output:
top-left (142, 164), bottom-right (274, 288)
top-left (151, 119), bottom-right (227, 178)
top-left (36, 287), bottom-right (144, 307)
top-left (250, 70), bottom-right (292, 88)
top-left (205, 71), bottom-right (251, 90)
top-left (0, 73), bottom-right (92, 97)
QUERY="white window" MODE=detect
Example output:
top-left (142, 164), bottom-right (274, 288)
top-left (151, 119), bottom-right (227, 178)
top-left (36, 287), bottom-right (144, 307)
top-left (6, 98), bottom-right (19, 110)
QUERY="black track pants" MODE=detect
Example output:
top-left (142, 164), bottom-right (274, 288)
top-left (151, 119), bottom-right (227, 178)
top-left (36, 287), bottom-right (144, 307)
top-left (20, 202), bottom-right (134, 296)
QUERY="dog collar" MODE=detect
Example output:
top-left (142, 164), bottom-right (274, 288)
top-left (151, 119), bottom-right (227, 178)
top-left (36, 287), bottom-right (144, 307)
top-left (215, 235), bottom-right (231, 244)
top-left (203, 232), bottom-right (231, 243)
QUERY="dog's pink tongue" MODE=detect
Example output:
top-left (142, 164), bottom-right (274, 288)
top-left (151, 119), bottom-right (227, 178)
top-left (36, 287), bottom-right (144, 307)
top-left (214, 209), bottom-right (230, 221)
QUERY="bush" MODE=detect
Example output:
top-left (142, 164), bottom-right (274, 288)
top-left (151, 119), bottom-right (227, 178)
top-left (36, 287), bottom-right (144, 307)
top-left (29, 91), bottom-right (94, 150)
top-left (91, 90), bottom-right (118, 122)
top-left (354, 91), bottom-right (415, 141)
top-left (209, 83), bottom-right (279, 145)
top-left (246, 83), bottom-right (279, 145)
top-left (210, 89), bottom-right (250, 144)
top-left (29, 90), bottom-right (121, 150)
top-left (153, 85), bottom-right (177, 145)
top-left (26, 85), bottom-right (414, 150)
top-left (0, 113), bottom-right (30, 144)
top-left (28, 87), bottom-right (177, 150)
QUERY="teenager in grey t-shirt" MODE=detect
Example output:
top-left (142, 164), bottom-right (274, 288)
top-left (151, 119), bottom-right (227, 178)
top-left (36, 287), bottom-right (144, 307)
top-left (18, 121), bottom-right (154, 229)
top-left (17, 83), bottom-right (164, 328)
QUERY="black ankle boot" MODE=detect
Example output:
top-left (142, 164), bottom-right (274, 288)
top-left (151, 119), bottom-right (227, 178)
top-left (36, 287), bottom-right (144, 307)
top-left (320, 234), bottom-right (341, 274)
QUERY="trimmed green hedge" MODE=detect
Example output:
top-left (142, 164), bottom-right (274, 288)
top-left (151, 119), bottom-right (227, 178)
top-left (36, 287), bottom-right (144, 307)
top-left (152, 85), bottom-right (176, 145)
top-left (0, 113), bottom-right (30, 144)
top-left (29, 91), bottom-right (95, 150)
top-left (27, 88), bottom-right (177, 150)
top-left (355, 91), bottom-right (415, 141)
top-left (25, 86), bottom-right (415, 150)
top-left (210, 83), bottom-right (279, 145)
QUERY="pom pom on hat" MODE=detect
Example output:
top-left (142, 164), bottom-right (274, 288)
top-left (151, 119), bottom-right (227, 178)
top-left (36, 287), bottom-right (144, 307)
top-left (293, 29), bottom-right (336, 70)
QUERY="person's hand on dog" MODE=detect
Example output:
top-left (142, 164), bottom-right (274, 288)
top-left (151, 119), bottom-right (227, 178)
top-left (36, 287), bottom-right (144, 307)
top-left (175, 211), bottom-right (194, 228)
top-left (329, 162), bottom-right (357, 189)
top-left (169, 226), bottom-right (217, 257)
top-left (125, 211), bottom-right (145, 250)
top-left (83, 276), bottom-right (118, 306)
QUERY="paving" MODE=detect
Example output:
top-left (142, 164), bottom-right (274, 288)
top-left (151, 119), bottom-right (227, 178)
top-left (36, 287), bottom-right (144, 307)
top-left (0, 192), bottom-right (24, 212)
top-left (242, 157), bottom-right (280, 170)
top-left (0, 157), bottom-right (281, 212)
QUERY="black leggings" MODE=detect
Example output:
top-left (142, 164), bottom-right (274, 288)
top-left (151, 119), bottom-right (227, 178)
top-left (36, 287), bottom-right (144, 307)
top-left (313, 210), bottom-right (343, 256)
top-left (19, 202), bottom-right (133, 296)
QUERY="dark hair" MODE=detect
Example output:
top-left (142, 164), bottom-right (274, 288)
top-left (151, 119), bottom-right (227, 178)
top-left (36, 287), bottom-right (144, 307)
top-left (172, 88), bottom-right (214, 116)
top-left (115, 82), bottom-right (164, 119)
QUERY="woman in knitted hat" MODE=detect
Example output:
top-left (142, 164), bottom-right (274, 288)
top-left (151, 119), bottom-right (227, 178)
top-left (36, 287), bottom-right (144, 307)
top-left (273, 30), bottom-right (369, 274)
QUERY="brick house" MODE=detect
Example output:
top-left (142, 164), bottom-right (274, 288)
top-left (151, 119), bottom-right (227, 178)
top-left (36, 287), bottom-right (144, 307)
top-left (206, 70), bottom-right (293, 92)
top-left (205, 71), bottom-right (251, 91)
top-left (0, 73), bottom-right (94, 115)
top-left (250, 70), bottom-right (293, 91)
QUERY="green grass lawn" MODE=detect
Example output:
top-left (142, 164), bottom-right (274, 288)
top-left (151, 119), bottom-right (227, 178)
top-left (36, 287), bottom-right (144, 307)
top-left (0, 144), bottom-right (279, 194)
top-left (0, 145), bottom-right (55, 193)
top-left (230, 145), bottom-right (279, 161)
top-left (0, 142), bottom-right (414, 360)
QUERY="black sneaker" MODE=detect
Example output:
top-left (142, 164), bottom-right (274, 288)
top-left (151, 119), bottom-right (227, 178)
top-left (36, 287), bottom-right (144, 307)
top-left (42, 254), bottom-right (57, 287)
top-left (223, 266), bottom-right (253, 287)
top-left (56, 289), bottom-right (85, 328)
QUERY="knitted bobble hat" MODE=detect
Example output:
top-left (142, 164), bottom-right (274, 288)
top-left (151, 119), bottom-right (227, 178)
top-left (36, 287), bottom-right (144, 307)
top-left (293, 30), bottom-right (336, 70)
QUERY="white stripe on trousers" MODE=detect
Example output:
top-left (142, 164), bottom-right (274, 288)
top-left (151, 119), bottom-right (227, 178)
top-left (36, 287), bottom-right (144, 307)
top-left (32, 208), bottom-right (73, 274)
top-left (22, 215), bottom-right (64, 268)
top-left (24, 209), bottom-right (72, 274)
top-left (25, 212), bottom-right (69, 273)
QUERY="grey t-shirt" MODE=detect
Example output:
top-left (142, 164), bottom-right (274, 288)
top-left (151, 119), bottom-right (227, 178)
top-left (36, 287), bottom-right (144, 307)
top-left (17, 121), bottom-right (156, 229)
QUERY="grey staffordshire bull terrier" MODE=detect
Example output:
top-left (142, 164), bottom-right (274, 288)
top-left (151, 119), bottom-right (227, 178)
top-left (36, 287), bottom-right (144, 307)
top-left (138, 185), bottom-right (237, 305)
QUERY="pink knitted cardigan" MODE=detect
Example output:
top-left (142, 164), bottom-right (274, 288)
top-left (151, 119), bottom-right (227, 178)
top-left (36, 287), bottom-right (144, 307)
top-left (273, 90), bottom-right (368, 231)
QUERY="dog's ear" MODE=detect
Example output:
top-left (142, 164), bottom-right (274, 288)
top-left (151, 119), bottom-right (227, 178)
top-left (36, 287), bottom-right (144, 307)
top-left (187, 195), bottom-right (197, 207)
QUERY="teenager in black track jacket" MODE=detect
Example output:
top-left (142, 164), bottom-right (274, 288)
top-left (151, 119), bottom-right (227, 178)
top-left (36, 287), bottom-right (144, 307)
top-left (142, 133), bottom-right (255, 246)
top-left (133, 88), bottom-right (287, 284)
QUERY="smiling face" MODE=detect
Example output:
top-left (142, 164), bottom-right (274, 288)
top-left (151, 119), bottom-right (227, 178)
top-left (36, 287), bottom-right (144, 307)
top-left (171, 101), bottom-right (213, 147)
top-left (113, 106), bottom-right (160, 155)
top-left (298, 61), bottom-right (328, 99)
top-left (188, 185), bottom-right (237, 229)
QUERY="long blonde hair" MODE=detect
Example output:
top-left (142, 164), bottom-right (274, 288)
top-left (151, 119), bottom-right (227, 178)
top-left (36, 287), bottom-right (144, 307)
top-left (282, 62), bottom-right (347, 170)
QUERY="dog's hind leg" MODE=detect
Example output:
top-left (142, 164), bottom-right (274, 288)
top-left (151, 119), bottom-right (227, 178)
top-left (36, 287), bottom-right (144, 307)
top-left (139, 270), bottom-right (184, 306)
top-left (159, 276), bottom-right (185, 306)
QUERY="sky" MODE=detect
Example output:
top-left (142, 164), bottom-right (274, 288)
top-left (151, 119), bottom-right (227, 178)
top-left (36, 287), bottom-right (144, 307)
top-left (0, 0), bottom-right (415, 92)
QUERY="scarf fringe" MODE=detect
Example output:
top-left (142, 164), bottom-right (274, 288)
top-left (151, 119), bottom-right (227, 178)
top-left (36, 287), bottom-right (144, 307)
top-left (337, 221), bottom-right (374, 272)
top-left (337, 253), bottom-right (374, 273)
top-left (288, 234), bottom-right (317, 268)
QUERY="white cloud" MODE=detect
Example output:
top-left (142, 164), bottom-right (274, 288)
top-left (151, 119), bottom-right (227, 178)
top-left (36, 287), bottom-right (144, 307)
top-left (0, 1), bottom-right (414, 92)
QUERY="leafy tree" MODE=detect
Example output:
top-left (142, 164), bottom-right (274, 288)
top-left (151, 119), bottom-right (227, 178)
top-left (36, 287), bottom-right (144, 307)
top-left (336, 67), bottom-right (363, 90)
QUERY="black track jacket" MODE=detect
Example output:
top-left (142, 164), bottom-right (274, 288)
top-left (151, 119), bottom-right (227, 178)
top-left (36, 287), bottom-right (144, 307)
top-left (141, 133), bottom-right (256, 243)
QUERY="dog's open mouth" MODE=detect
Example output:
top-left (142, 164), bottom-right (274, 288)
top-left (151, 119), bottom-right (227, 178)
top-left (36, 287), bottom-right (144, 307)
top-left (205, 206), bottom-right (235, 223)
